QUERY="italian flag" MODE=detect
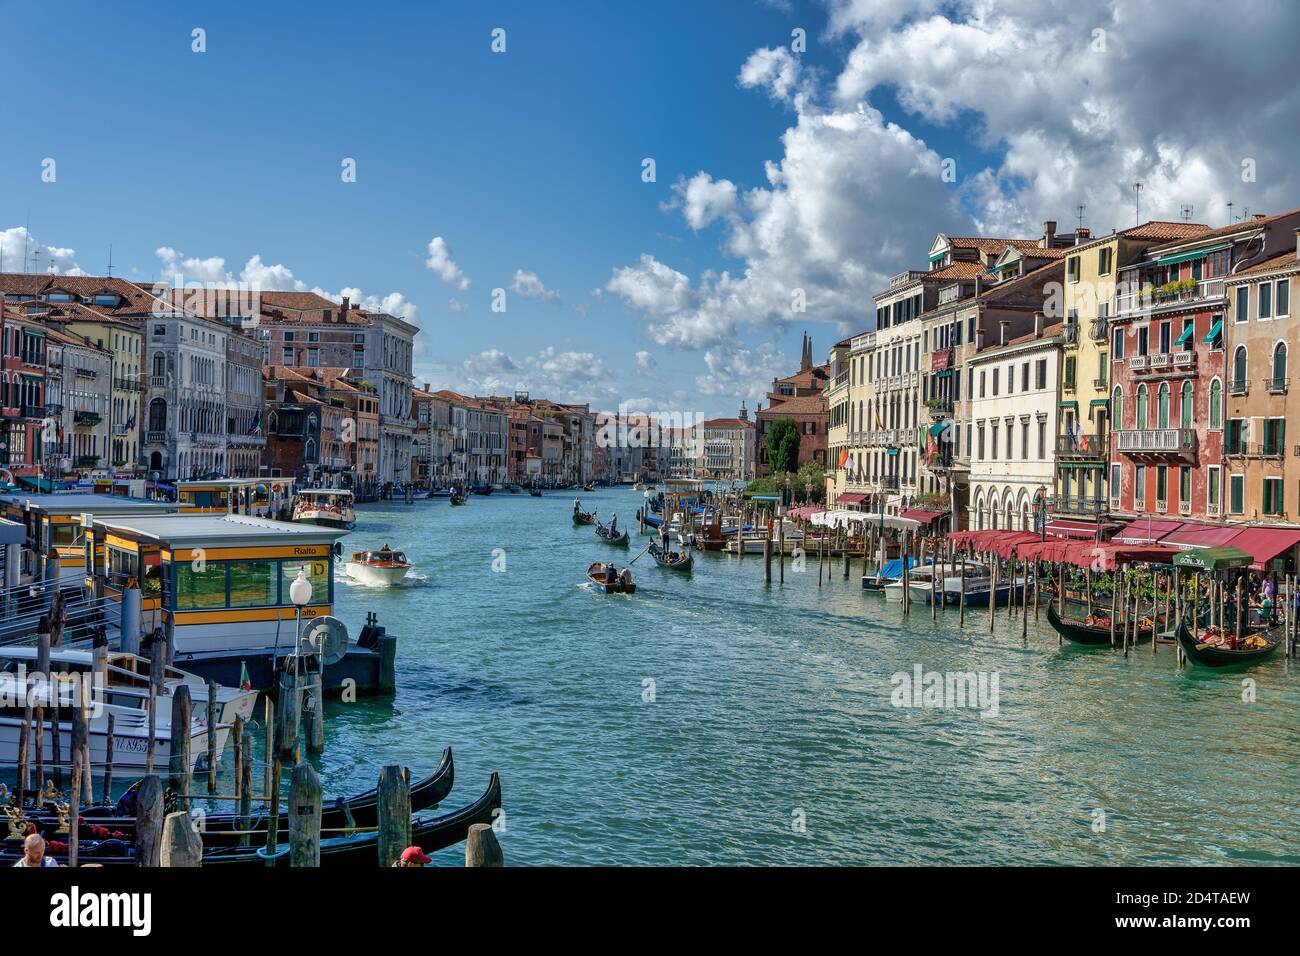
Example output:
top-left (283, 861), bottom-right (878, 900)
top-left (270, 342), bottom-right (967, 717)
top-left (239, 661), bottom-right (251, 692)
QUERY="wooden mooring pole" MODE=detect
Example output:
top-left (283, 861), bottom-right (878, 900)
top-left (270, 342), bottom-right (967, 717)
top-left (289, 761), bottom-right (323, 867)
top-left (377, 764), bottom-right (411, 867)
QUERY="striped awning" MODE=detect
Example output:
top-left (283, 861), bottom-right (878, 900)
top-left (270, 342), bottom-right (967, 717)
top-left (1155, 243), bottom-right (1229, 266)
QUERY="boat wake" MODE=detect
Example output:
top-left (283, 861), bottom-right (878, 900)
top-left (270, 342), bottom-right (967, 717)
top-left (336, 570), bottom-right (431, 589)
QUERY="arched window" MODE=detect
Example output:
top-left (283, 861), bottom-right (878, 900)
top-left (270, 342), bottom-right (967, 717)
top-left (1209, 378), bottom-right (1222, 429)
top-left (1157, 382), bottom-right (1170, 428)
top-left (1112, 385), bottom-right (1123, 430)
top-left (1233, 346), bottom-right (1247, 388)
top-left (1272, 342), bottom-right (1287, 389)
top-left (1136, 384), bottom-right (1149, 428)
top-left (1180, 380), bottom-right (1193, 429)
top-left (148, 398), bottom-right (167, 432)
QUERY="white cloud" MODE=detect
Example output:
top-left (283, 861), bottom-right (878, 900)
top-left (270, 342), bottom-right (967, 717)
top-left (510, 269), bottom-right (560, 301)
top-left (696, 343), bottom-right (788, 404)
top-left (432, 346), bottom-right (621, 406)
top-left (737, 46), bottom-right (809, 106)
top-left (1, 226), bottom-right (82, 274)
top-left (425, 236), bottom-right (470, 290)
top-left (665, 172), bottom-right (738, 231)
top-left (635, 350), bottom-right (656, 372)
top-left (448, 298), bottom-right (469, 313)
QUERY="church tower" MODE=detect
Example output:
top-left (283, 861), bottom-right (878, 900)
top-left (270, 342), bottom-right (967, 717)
top-left (800, 332), bottom-right (812, 372)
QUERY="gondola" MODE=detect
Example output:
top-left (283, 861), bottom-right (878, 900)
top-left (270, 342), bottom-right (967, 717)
top-left (595, 522), bottom-right (629, 546)
top-left (471, 484), bottom-right (493, 496)
top-left (5, 770), bottom-right (500, 868)
top-left (648, 540), bottom-right (693, 572)
top-left (450, 491), bottom-right (469, 506)
top-left (587, 562), bottom-right (635, 593)
top-left (582, 484), bottom-right (594, 492)
top-left (1046, 601), bottom-right (1123, 645)
top-left (572, 510), bottom-right (596, 525)
top-left (1175, 616), bottom-right (1282, 668)
top-left (529, 487), bottom-right (542, 497)
top-left (12, 749), bottom-right (455, 848)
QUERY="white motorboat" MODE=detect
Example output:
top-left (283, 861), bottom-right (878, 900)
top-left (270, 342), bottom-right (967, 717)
top-left (345, 544), bottom-right (413, 587)
top-left (0, 647), bottom-right (258, 771)
top-left (883, 560), bottom-right (984, 604)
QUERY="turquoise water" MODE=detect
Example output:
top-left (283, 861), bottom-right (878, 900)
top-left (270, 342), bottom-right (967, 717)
top-left (321, 487), bottom-right (1300, 866)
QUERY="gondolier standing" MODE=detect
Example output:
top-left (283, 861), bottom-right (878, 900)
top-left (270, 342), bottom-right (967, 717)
top-left (574, 499), bottom-right (581, 517)
top-left (609, 512), bottom-right (618, 537)
top-left (660, 521), bottom-right (670, 556)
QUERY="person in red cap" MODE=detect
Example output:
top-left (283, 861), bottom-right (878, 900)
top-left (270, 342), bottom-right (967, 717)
top-left (393, 846), bottom-right (432, 867)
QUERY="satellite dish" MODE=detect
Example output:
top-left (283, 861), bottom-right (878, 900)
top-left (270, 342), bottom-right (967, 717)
top-left (298, 616), bottom-right (349, 666)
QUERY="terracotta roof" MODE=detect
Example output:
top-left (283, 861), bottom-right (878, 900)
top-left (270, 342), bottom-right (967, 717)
top-left (945, 237), bottom-right (1035, 255)
top-left (0, 273), bottom-right (190, 320)
top-left (1228, 250), bottom-right (1300, 279)
top-left (700, 418), bottom-right (755, 429)
top-left (975, 323), bottom-right (1064, 354)
top-left (1147, 207), bottom-right (1300, 252)
top-left (1121, 220), bottom-right (1212, 242)
top-left (926, 261), bottom-right (994, 281)
top-left (759, 393), bottom-right (825, 416)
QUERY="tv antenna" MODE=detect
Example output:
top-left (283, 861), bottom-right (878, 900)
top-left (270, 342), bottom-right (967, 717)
top-left (1133, 182), bottom-right (1143, 225)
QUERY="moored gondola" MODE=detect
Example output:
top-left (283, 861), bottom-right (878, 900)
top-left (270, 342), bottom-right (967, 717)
top-left (1176, 616), bottom-right (1281, 668)
top-left (595, 521), bottom-right (629, 545)
top-left (6, 770), bottom-right (501, 868)
top-left (648, 540), bottom-right (693, 572)
top-left (15, 749), bottom-right (455, 847)
top-left (587, 562), bottom-right (635, 593)
top-left (1045, 601), bottom-right (1151, 645)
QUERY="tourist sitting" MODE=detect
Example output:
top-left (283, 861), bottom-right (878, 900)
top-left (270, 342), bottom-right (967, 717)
top-left (13, 834), bottom-right (57, 867)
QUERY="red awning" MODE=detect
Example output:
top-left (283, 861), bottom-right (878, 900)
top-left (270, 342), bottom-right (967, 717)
top-left (1161, 523), bottom-right (1243, 549)
top-left (899, 508), bottom-right (945, 524)
top-left (1067, 542), bottom-right (1178, 571)
top-left (1223, 527), bottom-right (1300, 571)
top-left (837, 493), bottom-right (866, 506)
top-left (1112, 518), bottom-right (1183, 545)
top-left (1044, 519), bottom-right (1105, 539)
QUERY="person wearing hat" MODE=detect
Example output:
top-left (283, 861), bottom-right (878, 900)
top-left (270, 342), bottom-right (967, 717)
top-left (13, 833), bottom-right (58, 867)
top-left (392, 846), bottom-right (432, 867)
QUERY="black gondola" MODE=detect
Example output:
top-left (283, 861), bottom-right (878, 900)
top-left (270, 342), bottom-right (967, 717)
top-left (648, 540), bottom-right (693, 572)
top-left (573, 510), bottom-right (596, 525)
top-left (529, 487), bottom-right (542, 497)
top-left (1046, 601), bottom-right (1152, 645)
top-left (15, 749), bottom-right (455, 847)
top-left (450, 491), bottom-right (469, 506)
top-left (595, 521), bottom-right (629, 546)
top-left (1175, 617), bottom-right (1282, 668)
top-left (5, 770), bottom-right (501, 868)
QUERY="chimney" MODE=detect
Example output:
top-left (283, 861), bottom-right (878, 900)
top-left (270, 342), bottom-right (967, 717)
top-left (999, 320), bottom-right (1009, 346)
top-left (1074, 227), bottom-right (1091, 245)
top-left (339, 296), bottom-right (350, 323)
top-left (976, 327), bottom-right (986, 351)
top-left (1043, 220), bottom-right (1057, 246)
top-left (424, 383), bottom-right (430, 392)
top-left (1034, 312), bottom-right (1044, 338)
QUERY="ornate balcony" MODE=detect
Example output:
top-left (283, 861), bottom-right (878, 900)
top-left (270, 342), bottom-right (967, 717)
top-left (1056, 432), bottom-right (1108, 461)
top-left (1046, 495), bottom-right (1108, 518)
top-left (1115, 428), bottom-right (1197, 455)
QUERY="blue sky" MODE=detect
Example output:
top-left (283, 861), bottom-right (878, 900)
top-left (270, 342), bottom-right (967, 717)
top-left (5, 1), bottom-right (1297, 416)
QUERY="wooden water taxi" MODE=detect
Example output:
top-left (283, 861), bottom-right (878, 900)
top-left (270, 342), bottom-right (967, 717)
top-left (291, 488), bottom-right (356, 530)
top-left (345, 544), bottom-right (413, 587)
top-left (587, 562), bottom-right (635, 593)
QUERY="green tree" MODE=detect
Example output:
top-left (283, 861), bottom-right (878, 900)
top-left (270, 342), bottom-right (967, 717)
top-left (765, 417), bottom-right (800, 474)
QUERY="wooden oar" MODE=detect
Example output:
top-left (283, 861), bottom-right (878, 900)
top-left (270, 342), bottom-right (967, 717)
top-left (628, 542), bottom-right (653, 566)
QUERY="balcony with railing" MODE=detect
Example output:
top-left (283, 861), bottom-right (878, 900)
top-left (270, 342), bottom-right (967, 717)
top-left (73, 410), bottom-right (102, 427)
top-left (1228, 377), bottom-right (1249, 397)
top-left (1265, 376), bottom-right (1288, 395)
top-left (145, 430), bottom-right (168, 445)
top-left (1114, 277), bottom-right (1226, 317)
top-left (1089, 318), bottom-right (1109, 342)
top-left (925, 397), bottom-right (954, 417)
top-left (1046, 495), bottom-right (1108, 518)
top-left (1063, 322), bottom-right (1079, 346)
top-left (1115, 428), bottom-right (1197, 455)
top-left (1056, 432), bottom-right (1108, 461)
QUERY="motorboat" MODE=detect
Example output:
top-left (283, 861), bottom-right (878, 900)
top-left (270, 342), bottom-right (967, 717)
top-left (345, 544), bottom-right (413, 587)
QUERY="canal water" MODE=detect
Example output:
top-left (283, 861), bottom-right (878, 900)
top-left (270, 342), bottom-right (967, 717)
top-left (324, 487), bottom-right (1300, 866)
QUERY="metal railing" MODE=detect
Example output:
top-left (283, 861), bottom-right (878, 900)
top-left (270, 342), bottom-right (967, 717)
top-left (1046, 496), bottom-right (1107, 517)
top-left (1114, 277), bottom-right (1226, 315)
top-left (1265, 376), bottom-right (1288, 395)
top-left (1056, 433), bottom-right (1107, 458)
top-left (1228, 378), bottom-right (1249, 396)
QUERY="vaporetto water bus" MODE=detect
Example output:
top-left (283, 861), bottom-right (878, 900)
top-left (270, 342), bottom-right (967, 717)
top-left (291, 487), bottom-right (356, 530)
top-left (175, 478), bottom-right (297, 517)
top-left (83, 513), bottom-right (394, 694)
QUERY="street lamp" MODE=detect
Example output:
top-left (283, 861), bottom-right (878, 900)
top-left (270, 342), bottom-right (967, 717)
top-left (289, 566), bottom-right (312, 713)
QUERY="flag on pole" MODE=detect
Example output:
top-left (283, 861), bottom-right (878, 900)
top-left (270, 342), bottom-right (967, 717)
top-left (838, 447), bottom-right (849, 468)
top-left (239, 660), bottom-right (251, 692)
